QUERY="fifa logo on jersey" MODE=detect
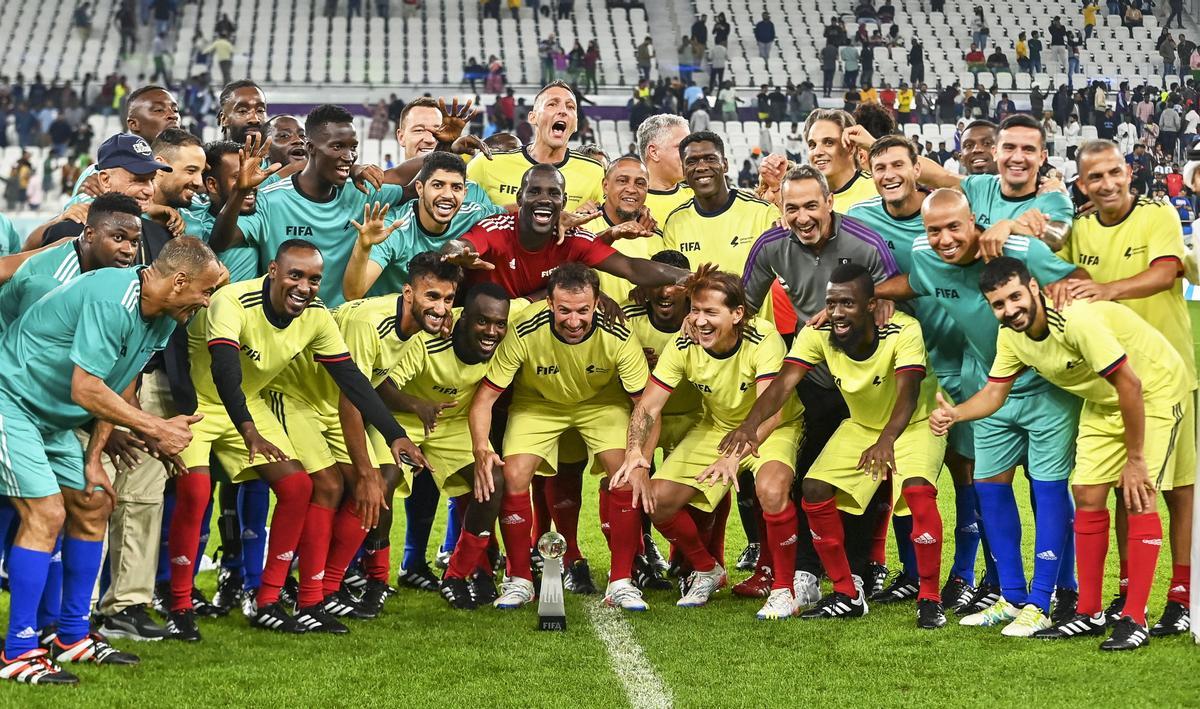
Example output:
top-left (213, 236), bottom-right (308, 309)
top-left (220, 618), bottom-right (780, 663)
top-left (240, 344), bottom-right (263, 361)
top-left (934, 288), bottom-right (959, 299)
top-left (692, 382), bottom-right (713, 393)
top-left (678, 242), bottom-right (702, 252)
top-left (433, 385), bottom-right (459, 395)
top-left (1079, 254), bottom-right (1101, 265)
top-left (373, 367), bottom-right (391, 378)
top-left (285, 225), bottom-right (314, 236)
top-left (536, 365), bottom-right (560, 375)
top-left (586, 364), bottom-right (610, 374)
top-left (499, 184), bottom-right (520, 195)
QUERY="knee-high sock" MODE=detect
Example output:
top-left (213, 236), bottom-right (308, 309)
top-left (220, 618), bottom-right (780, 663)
top-left (1056, 512), bottom-right (1078, 591)
top-left (736, 473), bottom-right (759, 543)
top-left (1074, 509), bottom-right (1110, 616)
top-left (654, 509), bottom-right (717, 573)
top-left (531, 475), bottom-right (551, 545)
top-left (901, 485), bottom-right (943, 602)
top-left (708, 492), bottom-right (732, 563)
top-left (323, 501), bottom-right (370, 595)
top-left (36, 536), bottom-right (62, 630)
top-left (597, 484), bottom-right (611, 542)
top-left (978, 492), bottom-right (1000, 587)
top-left (754, 508), bottom-right (772, 573)
top-left (893, 514), bottom-right (916, 577)
top-left (447, 530), bottom-right (492, 580)
top-left (870, 480), bottom-right (892, 565)
top-left (607, 488), bottom-right (640, 583)
top-left (763, 504), bottom-right (798, 591)
top-left (217, 481), bottom-right (243, 572)
top-left (297, 503), bottom-right (335, 608)
top-left (441, 495), bottom-right (464, 554)
top-left (238, 478), bottom-right (270, 592)
top-left (4, 546), bottom-right (52, 657)
top-left (256, 472), bottom-right (313, 607)
top-left (168, 472), bottom-right (212, 611)
top-left (498, 492), bottom-right (535, 582)
top-left (1168, 563), bottom-right (1191, 605)
top-left (363, 541), bottom-right (390, 583)
top-left (802, 497), bottom-right (855, 597)
top-left (195, 492), bottom-right (213, 579)
top-left (56, 537), bottom-right (104, 645)
top-left (951, 484), bottom-right (981, 585)
top-left (1028, 479), bottom-right (1072, 613)
top-left (401, 470), bottom-right (439, 571)
top-left (547, 472), bottom-right (583, 564)
top-left (1124, 511), bottom-right (1163, 626)
top-left (157, 486), bottom-right (175, 584)
top-left (975, 481), bottom-right (1027, 605)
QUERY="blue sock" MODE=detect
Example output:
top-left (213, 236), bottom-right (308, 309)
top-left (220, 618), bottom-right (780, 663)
top-left (977, 492), bottom-right (1000, 587)
top-left (238, 479), bottom-right (270, 592)
top-left (194, 494), bottom-right (214, 579)
top-left (1056, 512), bottom-right (1077, 591)
top-left (158, 488), bottom-right (175, 584)
top-left (951, 484), bottom-right (981, 585)
top-left (5, 546), bottom-right (52, 657)
top-left (58, 537), bottom-right (104, 645)
top-left (975, 481), bottom-right (1027, 605)
top-left (441, 496), bottom-right (464, 554)
top-left (402, 472), bottom-right (440, 571)
top-left (892, 514), bottom-right (916, 577)
top-left (1028, 479), bottom-right (1072, 613)
top-left (36, 536), bottom-right (63, 630)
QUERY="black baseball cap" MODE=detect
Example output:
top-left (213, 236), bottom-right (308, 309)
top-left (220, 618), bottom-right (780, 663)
top-left (97, 133), bottom-right (173, 174)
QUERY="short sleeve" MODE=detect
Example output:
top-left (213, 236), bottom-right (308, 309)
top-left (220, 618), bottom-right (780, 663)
top-left (615, 331), bottom-right (651, 396)
top-left (461, 223), bottom-right (491, 256)
top-left (752, 329), bottom-right (787, 382)
top-left (482, 328), bottom-right (524, 390)
top-left (1065, 303), bottom-right (1129, 377)
top-left (205, 291), bottom-right (247, 346)
top-left (368, 227), bottom-right (401, 270)
top-left (306, 307), bottom-right (352, 362)
top-left (388, 335), bottom-right (429, 389)
top-left (1058, 229), bottom-right (1076, 264)
top-left (236, 210), bottom-right (268, 247)
top-left (649, 338), bottom-right (687, 392)
top-left (0, 215), bottom-right (21, 256)
top-left (1145, 204), bottom-right (1186, 269)
top-left (784, 326), bottom-right (826, 370)
top-left (573, 232), bottom-right (617, 266)
top-left (1022, 237), bottom-right (1078, 284)
top-left (372, 183), bottom-right (407, 207)
top-left (959, 174), bottom-right (990, 205)
top-left (465, 156), bottom-right (489, 193)
top-left (340, 316), bottom-right (384, 380)
top-left (987, 331), bottom-right (1028, 382)
top-left (893, 318), bottom-right (929, 375)
top-left (71, 301), bottom-right (133, 379)
top-left (908, 247), bottom-right (933, 296)
top-left (1034, 190), bottom-right (1076, 223)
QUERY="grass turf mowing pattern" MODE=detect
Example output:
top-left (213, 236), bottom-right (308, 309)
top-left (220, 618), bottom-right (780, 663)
top-left (2, 305), bottom-right (1199, 705)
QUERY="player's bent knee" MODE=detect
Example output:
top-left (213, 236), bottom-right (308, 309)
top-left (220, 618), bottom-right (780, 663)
top-left (16, 496), bottom-right (67, 542)
top-left (755, 483), bottom-right (789, 514)
top-left (310, 467), bottom-right (344, 507)
top-left (379, 464), bottom-right (402, 493)
top-left (901, 476), bottom-right (933, 489)
top-left (801, 477), bottom-right (834, 503)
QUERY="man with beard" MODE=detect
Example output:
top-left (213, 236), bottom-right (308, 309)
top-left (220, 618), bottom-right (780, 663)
top-left (933, 257), bottom-right (1187, 651)
top-left (165, 240), bottom-right (424, 640)
top-left (740, 165), bottom-right (898, 602)
top-left (848, 136), bottom-right (990, 612)
top-left (1056, 139), bottom-right (1196, 638)
top-left (618, 268), bottom-right (805, 618)
top-left (467, 81), bottom-right (605, 212)
top-left (878, 189), bottom-right (1089, 636)
top-left (724, 264), bottom-right (948, 629)
top-left (959, 120), bottom-right (999, 175)
top-left (635, 115), bottom-right (694, 226)
top-left (468, 263), bottom-right (653, 611)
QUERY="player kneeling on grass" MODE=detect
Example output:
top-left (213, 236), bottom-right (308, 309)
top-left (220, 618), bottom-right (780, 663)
top-left (931, 257), bottom-right (1188, 651)
top-left (723, 264), bottom-right (948, 629)
top-left (469, 263), bottom-right (654, 611)
top-left (618, 266), bottom-right (805, 618)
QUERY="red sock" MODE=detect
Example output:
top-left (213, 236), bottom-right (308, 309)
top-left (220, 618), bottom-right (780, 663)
top-left (168, 472), bottom-right (211, 612)
top-left (1118, 557), bottom-right (1129, 596)
top-left (755, 506), bottom-right (773, 575)
top-left (1169, 563), bottom-right (1191, 606)
top-left (547, 473), bottom-right (583, 564)
top-left (901, 485), bottom-right (943, 602)
top-left (802, 497), bottom-right (855, 597)
top-left (499, 492), bottom-right (535, 581)
top-left (363, 545), bottom-right (390, 582)
top-left (691, 506), bottom-right (714, 554)
top-left (597, 484), bottom-right (611, 542)
top-left (256, 472), bottom-right (313, 607)
top-left (447, 530), bottom-right (492, 580)
top-left (1075, 509), bottom-right (1111, 616)
top-left (871, 481), bottom-right (893, 565)
top-left (1124, 511), bottom-right (1163, 626)
top-left (763, 503), bottom-right (798, 591)
top-left (296, 503), bottom-right (334, 608)
top-left (655, 509), bottom-right (717, 572)
top-left (531, 476), bottom-right (551, 546)
top-left (708, 493), bottom-right (732, 563)
top-left (482, 532), bottom-right (501, 576)
top-left (323, 501), bottom-right (370, 595)
top-left (607, 488), bottom-right (640, 582)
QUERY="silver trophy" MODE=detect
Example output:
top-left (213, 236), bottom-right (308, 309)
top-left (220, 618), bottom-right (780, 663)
top-left (537, 532), bottom-right (567, 631)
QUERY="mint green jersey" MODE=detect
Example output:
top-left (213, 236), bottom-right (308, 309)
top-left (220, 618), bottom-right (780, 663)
top-left (235, 176), bottom-right (405, 307)
top-left (847, 197), bottom-right (965, 376)
top-left (0, 240), bottom-right (81, 328)
top-left (960, 174), bottom-right (1075, 229)
top-left (910, 233), bottom-right (1077, 396)
top-left (180, 202), bottom-right (260, 283)
top-left (0, 266), bottom-right (176, 431)
top-left (366, 182), bottom-right (504, 296)
top-left (0, 214), bottom-right (22, 256)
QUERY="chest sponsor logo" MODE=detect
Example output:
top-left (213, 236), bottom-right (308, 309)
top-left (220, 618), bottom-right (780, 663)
top-left (872, 375), bottom-right (883, 385)
top-left (585, 364), bottom-right (610, 374)
top-left (739, 381), bottom-right (750, 392)
top-left (934, 288), bottom-right (959, 299)
top-left (286, 226), bottom-right (314, 236)
top-left (729, 235), bottom-right (754, 247)
top-left (1123, 245), bottom-right (1147, 259)
top-left (536, 364), bottom-right (560, 375)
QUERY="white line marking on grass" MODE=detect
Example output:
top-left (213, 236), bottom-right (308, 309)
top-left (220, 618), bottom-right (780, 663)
top-left (584, 602), bottom-right (673, 709)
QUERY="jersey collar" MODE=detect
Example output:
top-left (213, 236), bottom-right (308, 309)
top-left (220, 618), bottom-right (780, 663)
top-left (694, 190), bottom-right (737, 218)
top-left (1096, 197), bottom-right (1138, 228)
top-left (832, 170), bottom-right (863, 195)
top-left (523, 145), bottom-right (571, 169)
top-left (291, 172), bottom-right (340, 204)
top-left (648, 183), bottom-right (684, 196)
top-left (704, 336), bottom-right (742, 360)
top-left (551, 317), bottom-right (597, 345)
top-left (395, 296), bottom-right (409, 341)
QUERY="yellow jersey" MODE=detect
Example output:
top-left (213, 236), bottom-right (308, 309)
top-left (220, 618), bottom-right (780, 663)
top-left (644, 183), bottom-right (695, 229)
top-left (786, 312), bottom-right (937, 430)
top-left (465, 146), bottom-right (605, 213)
top-left (1060, 198), bottom-right (1197, 389)
top-left (482, 301), bottom-right (649, 406)
top-left (189, 277), bottom-right (349, 407)
top-left (595, 208), bottom-right (665, 302)
top-left (650, 318), bottom-right (802, 430)
top-left (662, 190), bottom-right (779, 276)
top-left (989, 299), bottom-right (1188, 408)
top-left (621, 303), bottom-right (703, 417)
top-left (832, 170), bottom-right (879, 213)
top-left (389, 323), bottom-right (491, 434)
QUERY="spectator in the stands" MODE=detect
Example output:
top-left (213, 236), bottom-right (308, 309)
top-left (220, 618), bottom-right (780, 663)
top-left (854, 0), bottom-right (876, 22)
top-left (1049, 16), bottom-right (1068, 70)
top-left (821, 41), bottom-right (838, 97)
top-left (1016, 33), bottom-right (1031, 73)
top-left (115, 0), bottom-right (137, 58)
top-left (887, 25), bottom-right (902, 47)
top-left (583, 41), bottom-right (600, 93)
top-left (987, 47), bottom-right (1010, 73)
top-left (1082, 1), bottom-right (1098, 39)
top-left (965, 44), bottom-right (986, 72)
top-left (707, 41), bottom-right (728, 93)
top-left (1029, 30), bottom-right (1043, 73)
top-left (754, 12), bottom-right (776, 61)
top-left (151, 0), bottom-right (175, 35)
top-left (636, 37), bottom-right (654, 82)
top-left (207, 34), bottom-right (236, 87)
top-left (840, 41), bottom-right (860, 89)
top-left (689, 100), bottom-right (710, 132)
top-left (971, 6), bottom-right (988, 50)
top-left (215, 12), bottom-right (236, 39)
top-left (879, 82), bottom-right (896, 115)
top-left (878, 1), bottom-right (895, 23)
top-left (737, 158), bottom-right (756, 188)
top-left (909, 40), bottom-right (925, 84)
top-left (860, 39), bottom-right (875, 88)
top-left (713, 13), bottom-right (730, 46)
top-left (768, 85), bottom-right (787, 123)
top-left (1098, 108), bottom-right (1119, 140)
top-left (1043, 112), bottom-right (1062, 156)
top-left (1161, 101), bottom-right (1183, 158)
top-left (1124, 2), bottom-right (1144, 28)
top-left (1118, 114), bottom-right (1141, 155)
top-left (691, 14), bottom-right (708, 53)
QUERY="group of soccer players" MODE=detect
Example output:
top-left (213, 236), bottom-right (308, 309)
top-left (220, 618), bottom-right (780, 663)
top-left (0, 76), bottom-right (1193, 686)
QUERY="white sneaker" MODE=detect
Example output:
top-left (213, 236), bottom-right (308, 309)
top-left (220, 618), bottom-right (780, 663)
top-left (756, 587), bottom-right (797, 620)
top-left (604, 578), bottom-right (649, 612)
top-left (677, 565), bottom-right (726, 607)
top-left (1001, 604), bottom-right (1051, 637)
top-left (960, 598), bottom-right (1018, 627)
top-left (493, 577), bottom-right (535, 609)
top-left (793, 570), bottom-right (821, 610)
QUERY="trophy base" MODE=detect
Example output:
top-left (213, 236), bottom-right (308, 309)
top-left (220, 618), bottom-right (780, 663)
top-left (538, 615), bottom-right (567, 632)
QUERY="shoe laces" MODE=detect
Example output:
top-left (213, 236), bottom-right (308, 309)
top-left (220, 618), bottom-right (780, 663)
top-left (1013, 604), bottom-right (1045, 626)
top-left (609, 584), bottom-right (642, 605)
